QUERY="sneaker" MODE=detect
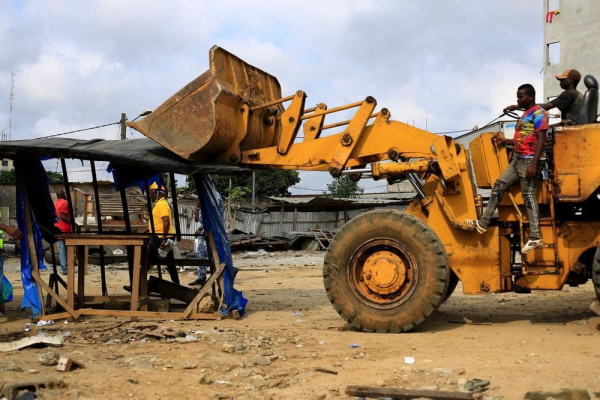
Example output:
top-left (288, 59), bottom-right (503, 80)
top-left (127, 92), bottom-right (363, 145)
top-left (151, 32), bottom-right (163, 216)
top-left (189, 278), bottom-right (206, 286)
top-left (178, 266), bottom-right (185, 272)
top-left (61, 269), bottom-right (68, 276)
top-left (521, 239), bottom-right (543, 254)
top-left (465, 219), bottom-right (487, 234)
top-left (123, 285), bottom-right (132, 293)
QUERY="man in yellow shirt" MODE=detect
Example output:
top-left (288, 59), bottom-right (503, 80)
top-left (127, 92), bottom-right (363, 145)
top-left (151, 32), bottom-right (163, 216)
top-left (124, 183), bottom-right (179, 292)
top-left (148, 183), bottom-right (179, 285)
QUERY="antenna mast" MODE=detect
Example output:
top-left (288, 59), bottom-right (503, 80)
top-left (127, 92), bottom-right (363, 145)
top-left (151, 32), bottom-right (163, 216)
top-left (9, 72), bottom-right (14, 141)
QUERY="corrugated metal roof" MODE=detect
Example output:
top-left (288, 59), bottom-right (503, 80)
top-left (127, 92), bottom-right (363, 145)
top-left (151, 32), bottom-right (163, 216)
top-left (267, 196), bottom-right (409, 207)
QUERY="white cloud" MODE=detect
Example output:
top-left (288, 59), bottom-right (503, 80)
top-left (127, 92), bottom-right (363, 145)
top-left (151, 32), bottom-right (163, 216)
top-left (0, 0), bottom-right (545, 192)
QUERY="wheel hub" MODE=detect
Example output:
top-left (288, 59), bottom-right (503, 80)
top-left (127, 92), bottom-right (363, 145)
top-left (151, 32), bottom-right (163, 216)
top-left (348, 238), bottom-right (418, 309)
top-left (361, 251), bottom-right (406, 295)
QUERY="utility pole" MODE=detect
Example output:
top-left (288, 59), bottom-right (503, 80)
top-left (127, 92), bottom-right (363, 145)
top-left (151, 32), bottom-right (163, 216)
top-left (9, 73), bottom-right (15, 141)
top-left (120, 113), bottom-right (127, 140)
top-left (252, 172), bottom-right (256, 211)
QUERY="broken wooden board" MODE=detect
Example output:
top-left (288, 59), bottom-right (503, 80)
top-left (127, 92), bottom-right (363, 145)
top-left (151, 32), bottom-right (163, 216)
top-left (345, 385), bottom-right (474, 400)
top-left (0, 335), bottom-right (64, 352)
top-left (56, 357), bottom-right (85, 372)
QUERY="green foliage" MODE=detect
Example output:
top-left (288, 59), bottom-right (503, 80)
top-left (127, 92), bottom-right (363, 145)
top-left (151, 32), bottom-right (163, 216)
top-left (186, 170), bottom-right (301, 201)
top-left (326, 176), bottom-right (364, 198)
top-left (0, 169), bottom-right (64, 184)
top-left (0, 170), bottom-right (15, 184)
top-left (47, 171), bottom-right (65, 183)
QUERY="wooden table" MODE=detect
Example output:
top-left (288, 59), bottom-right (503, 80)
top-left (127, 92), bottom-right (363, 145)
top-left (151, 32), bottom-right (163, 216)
top-left (61, 234), bottom-right (149, 316)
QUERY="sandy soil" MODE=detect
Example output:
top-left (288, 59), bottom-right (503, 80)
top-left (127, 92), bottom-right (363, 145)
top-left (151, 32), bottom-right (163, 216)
top-left (1, 250), bottom-right (600, 399)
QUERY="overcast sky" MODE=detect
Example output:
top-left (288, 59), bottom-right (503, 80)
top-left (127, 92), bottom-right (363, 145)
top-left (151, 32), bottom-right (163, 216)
top-left (0, 0), bottom-right (544, 193)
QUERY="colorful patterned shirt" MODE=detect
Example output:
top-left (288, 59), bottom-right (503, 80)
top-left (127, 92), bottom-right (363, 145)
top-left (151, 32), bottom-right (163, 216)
top-left (513, 105), bottom-right (549, 157)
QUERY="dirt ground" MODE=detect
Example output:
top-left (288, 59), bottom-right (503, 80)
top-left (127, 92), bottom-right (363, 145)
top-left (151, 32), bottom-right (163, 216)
top-left (1, 249), bottom-right (600, 399)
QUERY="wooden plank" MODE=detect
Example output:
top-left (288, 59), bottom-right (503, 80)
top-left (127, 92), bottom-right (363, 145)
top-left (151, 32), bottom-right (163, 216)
top-left (140, 247), bottom-right (148, 312)
top-left (30, 270), bottom-right (79, 320)
top-left (77, 246), bottom-right (86, 308)
top-left (67, 246), bottom-right (75, 310)
top-left (39, 312), bottom-right (72, 321)
top-left (155, 259), bottom-right (212, 267)
top-left (130, 246), bottom-right (142, 320)
top-left (65, 239), bottom-right (146, 246)
top-left (83, 295), bottom-right (131, 302)
top-left (76, 309), bottom-right (220, 320)
top-left (182, 232), bottom-right (225, 318)
top-left (147, 277), bottom-right (199, 303)
top-left (345, 386), bottom-right (474, 400)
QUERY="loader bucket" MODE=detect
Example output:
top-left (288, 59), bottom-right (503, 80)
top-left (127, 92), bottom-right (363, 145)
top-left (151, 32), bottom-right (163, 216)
top-left (128, 46), bottom-right (283, 161)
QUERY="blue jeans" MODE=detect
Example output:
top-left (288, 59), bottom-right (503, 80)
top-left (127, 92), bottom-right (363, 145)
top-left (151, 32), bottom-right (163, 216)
top-left (196, 237), bottom-right (208, 279)
top-left (56, 240), bottom-right (68, 275)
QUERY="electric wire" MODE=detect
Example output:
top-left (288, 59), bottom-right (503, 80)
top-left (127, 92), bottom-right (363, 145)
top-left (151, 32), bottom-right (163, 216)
top-left (35, 121), bottom-right (121, 139)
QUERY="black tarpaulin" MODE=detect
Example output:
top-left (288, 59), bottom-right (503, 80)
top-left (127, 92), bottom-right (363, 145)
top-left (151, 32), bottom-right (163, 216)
top-left (0, 138), bottom-right (246, 175)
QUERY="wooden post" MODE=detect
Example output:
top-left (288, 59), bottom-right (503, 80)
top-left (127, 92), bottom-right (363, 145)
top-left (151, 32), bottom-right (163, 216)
top-left (280, 206), bottom-right (284, 235)
top-left (60, 158), bottom-right (76, 233)
top-left (120, 113), bottom-right (127, 140)
top-left (144, 180), bottom-right (159, 280)
top-left (169, 172), bottom-right (181, 241)
top-left (90, 161), bottom-right (107, 296)
top-left (293, 207), bottom-right (297, 231)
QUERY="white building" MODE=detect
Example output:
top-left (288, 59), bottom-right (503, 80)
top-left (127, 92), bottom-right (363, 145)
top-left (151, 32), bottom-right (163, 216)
top-left (543, 0), bottom-right (600, 100)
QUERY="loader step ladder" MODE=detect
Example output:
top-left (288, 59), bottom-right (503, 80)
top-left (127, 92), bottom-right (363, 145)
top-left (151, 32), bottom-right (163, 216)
top-left (310, 228), bottom-right (336, 250)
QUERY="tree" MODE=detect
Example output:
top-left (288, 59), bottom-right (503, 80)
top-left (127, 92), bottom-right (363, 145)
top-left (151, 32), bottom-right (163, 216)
top-left (326, 176), bottom-right (364, 198)
top-left (0, 169), bottom-right (64, 184)
top-left (186, 170), bottom-right (301, 201)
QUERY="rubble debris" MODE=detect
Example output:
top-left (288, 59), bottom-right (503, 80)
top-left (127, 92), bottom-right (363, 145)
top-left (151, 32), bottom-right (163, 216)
top-left (0, 334), bottom-right (64, 352)
top-left (345, 385), bottom-right (474, 399)
top-left (314, 367), bottom-right (338, 375)
top-left (524, 388), bottom-right (591, 400)
top-left (38, 350), bottom-right (60, 366)
top-left (0, 377), bottom-right (66, 399)
top-left (464, 379), bottom-right (490, 393)
top-left (56, 357), bottom-right (84, 372)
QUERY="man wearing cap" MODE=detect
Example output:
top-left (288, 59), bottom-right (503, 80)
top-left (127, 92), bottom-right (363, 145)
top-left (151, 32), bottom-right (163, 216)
top-left (505, 69), bottom-right (583, 126)
top-left (125, 182), bottom-right (179, 291)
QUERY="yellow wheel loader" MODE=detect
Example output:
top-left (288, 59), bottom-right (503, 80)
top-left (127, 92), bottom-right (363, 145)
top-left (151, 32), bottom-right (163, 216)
top-left (129, 46), bottom-right (600, 332)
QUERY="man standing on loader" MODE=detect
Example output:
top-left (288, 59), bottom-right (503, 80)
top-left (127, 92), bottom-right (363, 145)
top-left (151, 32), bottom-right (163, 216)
top-left (466, 84), bottom-right (549, 254)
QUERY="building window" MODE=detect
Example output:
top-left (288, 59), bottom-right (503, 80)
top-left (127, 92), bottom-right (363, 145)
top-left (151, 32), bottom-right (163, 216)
top-left (548, 0), bottom-right (559, 12)
top-left (1, 161), bottom-right (8, 167)
top-left (548, 42), bottom-right (560, 65)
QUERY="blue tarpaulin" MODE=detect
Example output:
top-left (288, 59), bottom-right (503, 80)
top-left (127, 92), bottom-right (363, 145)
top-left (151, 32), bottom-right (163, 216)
top-left (15, 165), bottom-right (47, 317)
top-left (110, 164), bottom-right (248, 316)
top-left (195, 174), bottom-right (247, 316)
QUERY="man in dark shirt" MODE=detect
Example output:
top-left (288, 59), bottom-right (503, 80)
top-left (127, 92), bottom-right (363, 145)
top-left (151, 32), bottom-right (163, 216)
top-left (506, 69), bottom-right (582, 125)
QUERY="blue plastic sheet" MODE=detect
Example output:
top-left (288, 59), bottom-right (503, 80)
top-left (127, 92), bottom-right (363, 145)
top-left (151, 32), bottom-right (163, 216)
top-left (1, 275), bottom-right (13, 303)
top-left (195, 174), bottom-right (247, 316)
top-left (15, 167), bottom-right (43, 317)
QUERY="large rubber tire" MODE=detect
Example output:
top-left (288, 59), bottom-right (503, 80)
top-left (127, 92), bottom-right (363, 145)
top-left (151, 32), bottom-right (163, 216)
top-left (592, 245), bottom-right (600, 300)
top-left (443, 271), bottom-right (460, 303)
top-left (323, 210), bottom-right (450, 333)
